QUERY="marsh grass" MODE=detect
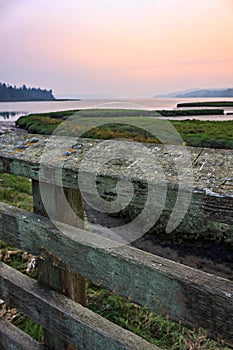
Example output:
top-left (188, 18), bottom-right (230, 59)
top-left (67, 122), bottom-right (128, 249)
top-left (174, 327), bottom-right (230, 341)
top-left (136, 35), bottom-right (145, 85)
top-left (177, 102), bottom-right (233, 108)
top-left (17, 109), bottom-right (233, 149)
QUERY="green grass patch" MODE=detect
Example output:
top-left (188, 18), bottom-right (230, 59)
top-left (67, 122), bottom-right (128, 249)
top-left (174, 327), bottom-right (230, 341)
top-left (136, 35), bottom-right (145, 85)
top-left (87, 284), bottom-right (229, 350)
top-left (10, 313), bottom-right (44, 342)
top-left (172, 119), bottom-right (233, 148)
top-left (159, 109), bottom-right (224, 116)
top-left (177, 101), bottom-right (233, 108)
top-left (17, 110), bottom-right (233, 149)
top-left (0, 173), bottom-right (32, 211)
top-left (71, 108), bottom-right (224, 117)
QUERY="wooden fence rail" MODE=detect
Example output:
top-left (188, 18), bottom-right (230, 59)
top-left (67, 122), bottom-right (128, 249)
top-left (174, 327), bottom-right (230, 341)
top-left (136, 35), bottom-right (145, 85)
top-left (0, 319), bottom-right (45, 350)
top-left (0, 133), bottom-right (233, 349)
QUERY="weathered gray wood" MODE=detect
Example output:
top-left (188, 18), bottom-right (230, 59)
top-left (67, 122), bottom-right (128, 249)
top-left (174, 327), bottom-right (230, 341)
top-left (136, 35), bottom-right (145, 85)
top-left (0, 134), bottom-right (232, 197)
top-left (32, 179), bottom-right (86, 306)
top-left (0, 318), bottom-right (45, 350)
top-left (32, 180), bottom-right (86, 306)
top-left (32, 178), bottom-right (67, 350)
top-left (0, 201), bottom-right (232, 345)
top-left (32, 179), bottom-right (86, 350)
top-left (0, 133), bottom-right (232, 246)
top-left (0, 134), bottom-right (231, 195)
top-left (0, 262), bottom-right (160, 350)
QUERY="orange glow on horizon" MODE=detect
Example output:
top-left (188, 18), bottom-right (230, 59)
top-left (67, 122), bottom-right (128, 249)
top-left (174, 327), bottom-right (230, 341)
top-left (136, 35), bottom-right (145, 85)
top-left (1, 0), bottom-right (233, 96)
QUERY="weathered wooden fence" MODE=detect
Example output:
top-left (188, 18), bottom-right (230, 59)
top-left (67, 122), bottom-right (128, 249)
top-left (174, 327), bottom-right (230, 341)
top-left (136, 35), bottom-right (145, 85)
top-left (0, 133), bottom-right (232, 349)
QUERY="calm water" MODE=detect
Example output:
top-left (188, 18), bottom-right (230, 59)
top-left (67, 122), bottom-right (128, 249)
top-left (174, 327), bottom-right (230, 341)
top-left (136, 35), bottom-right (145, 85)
top-left (0, 111), bottom-right (27, 121)
top-left (1, 97), bottom-right (233, 122)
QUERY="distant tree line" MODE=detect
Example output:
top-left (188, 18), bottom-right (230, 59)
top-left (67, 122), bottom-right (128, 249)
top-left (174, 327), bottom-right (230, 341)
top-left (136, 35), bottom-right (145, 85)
top-left (0, 82), bottom-right (55, 101)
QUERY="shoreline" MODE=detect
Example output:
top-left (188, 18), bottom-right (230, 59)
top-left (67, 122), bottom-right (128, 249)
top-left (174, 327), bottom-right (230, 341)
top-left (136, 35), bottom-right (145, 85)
top-left (0, 98), bottom-right (81, 103)
top-left (0, 121), bottom-right (25, 135)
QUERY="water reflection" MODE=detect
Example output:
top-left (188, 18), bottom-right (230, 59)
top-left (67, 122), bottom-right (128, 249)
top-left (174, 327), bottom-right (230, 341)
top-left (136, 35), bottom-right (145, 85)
top-left (0, 111), bottom-right (27, 121)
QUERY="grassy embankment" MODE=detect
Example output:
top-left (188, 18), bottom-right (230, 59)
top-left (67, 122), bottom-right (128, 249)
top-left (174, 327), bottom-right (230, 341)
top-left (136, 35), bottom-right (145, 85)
top-left (0, 174), bottom-right (230, 349)
top-left (16, 108), bottom-right (233, 149)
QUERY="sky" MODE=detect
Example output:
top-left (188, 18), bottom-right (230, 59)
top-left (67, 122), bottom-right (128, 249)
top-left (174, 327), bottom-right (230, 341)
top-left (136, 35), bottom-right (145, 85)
top-left (0, 0), bottom-right (233, 98)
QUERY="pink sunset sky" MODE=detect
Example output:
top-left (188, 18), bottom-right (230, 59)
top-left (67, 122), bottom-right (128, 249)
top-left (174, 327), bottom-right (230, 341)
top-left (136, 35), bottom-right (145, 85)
top-left (1, 0), bottom-right (233, 98)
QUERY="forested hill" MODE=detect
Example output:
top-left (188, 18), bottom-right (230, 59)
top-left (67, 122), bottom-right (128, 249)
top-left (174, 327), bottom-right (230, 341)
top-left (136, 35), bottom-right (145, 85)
top-left (154, 88), bottom-right (233, 98)
top-left (174, 88), bottom-right (233, 98)
top-left (0, 82), bottom-right (56, 101)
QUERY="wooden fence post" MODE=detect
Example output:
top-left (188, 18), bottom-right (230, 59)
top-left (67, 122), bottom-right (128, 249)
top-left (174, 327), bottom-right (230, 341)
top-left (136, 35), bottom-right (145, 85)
top-left (32, 180), bottom-right (87, 350)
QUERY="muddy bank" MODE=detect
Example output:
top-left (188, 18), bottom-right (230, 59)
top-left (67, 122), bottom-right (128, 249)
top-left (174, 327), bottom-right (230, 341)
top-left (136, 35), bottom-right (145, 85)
top-left (132, 235), bottom-right (233, 281)
top-left (85, 205), bottom-right (233, 281)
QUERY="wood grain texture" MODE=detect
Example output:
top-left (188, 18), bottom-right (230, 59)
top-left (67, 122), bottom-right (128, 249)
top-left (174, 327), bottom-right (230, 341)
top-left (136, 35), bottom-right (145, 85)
top-left (0, 133), bottom-right (232, 245)
top-left (0, 319), bottom-right (45, 350)
top-left (32, 179), bottom-right (86, 350)
top-left (32, 179), bottom-right (86, 306)
top-left (0, 262), bottom-right (159, 350)
top-left (0, 133), bottom-right (232, 197)
top-left (0, 202), bottom-right (232, 344)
